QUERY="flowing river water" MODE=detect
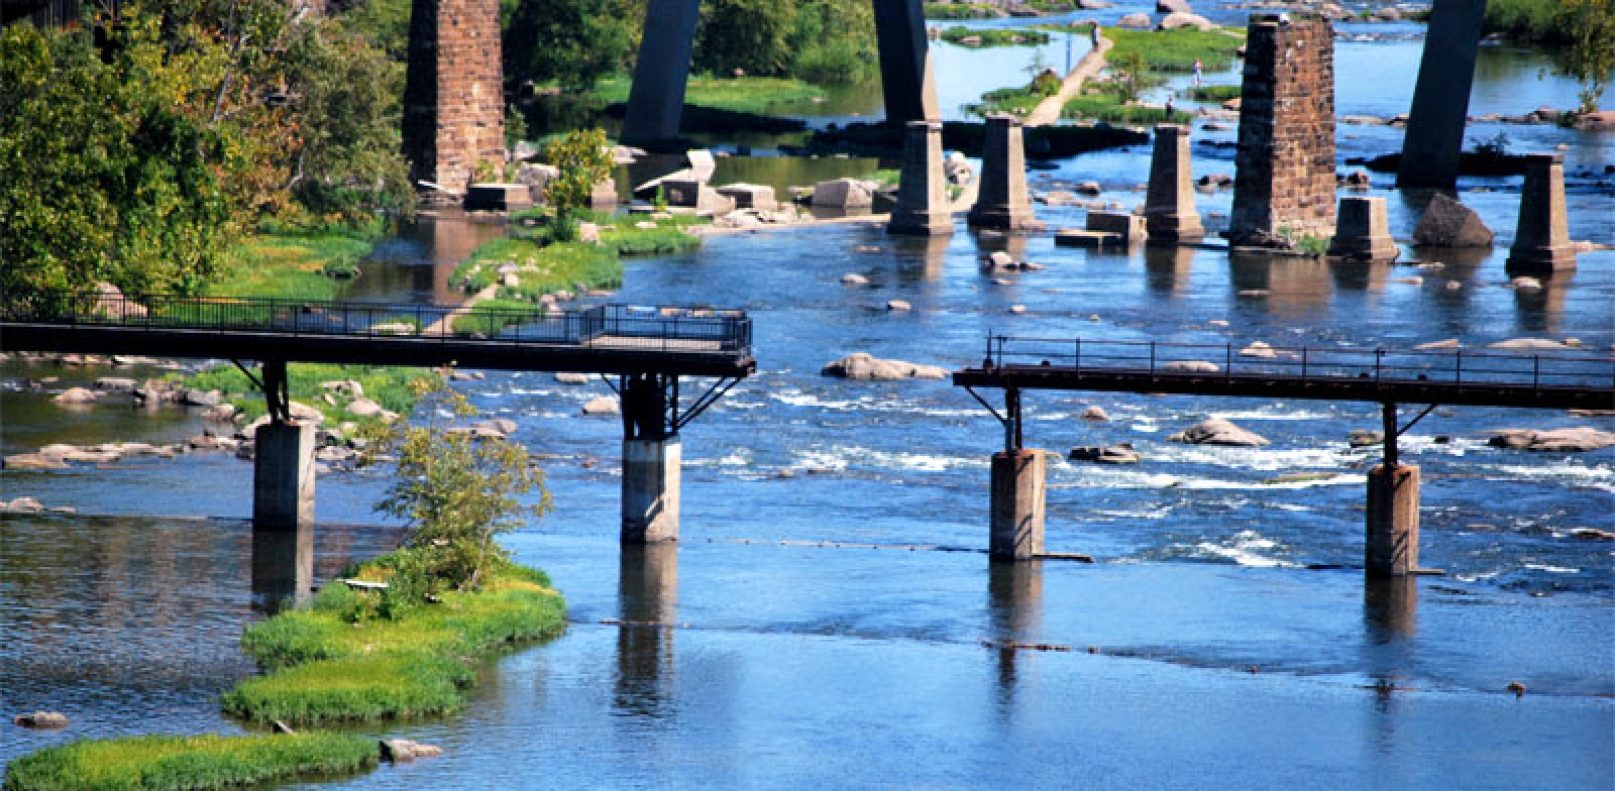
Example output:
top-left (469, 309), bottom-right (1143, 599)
top-left (3, 22), bottom-right (1613, 789)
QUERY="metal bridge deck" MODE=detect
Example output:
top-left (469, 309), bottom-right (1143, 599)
top-left (0, 293), bottom-right (756, 378)
top-left (952, 336), bottom-right (1615, 411)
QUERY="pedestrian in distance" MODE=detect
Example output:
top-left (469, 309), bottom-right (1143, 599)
top-left (1192, 58), bottom-right (1204, 88)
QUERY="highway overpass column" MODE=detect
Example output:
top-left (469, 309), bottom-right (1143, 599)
top-left (1396, 0), bottom-right (1486, 189)
top-left (990, 450), bottom-right (1046, 560)
top-left (1366, 403), bottom-right (1419, 576)
top-left (623, 438), bottom-right (682, 543)
top-left (622, 0), bottom-right (701, 146)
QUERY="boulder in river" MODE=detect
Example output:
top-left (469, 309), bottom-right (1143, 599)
top-left (13, 711), bottom-right (69, 729)
top-left (1162, 360), bottom-right (1221, 373)
top-left (1349, 429), bottom-right (1384, 447)
top-left (1155, 0), bottom-right (1191, 12)
top-left (1080, 405), bottom-right (1110, 421)
top-left (1412, 193), bottom-right (1493, 248)
top-left (582, 396), bottom-right (620, 416)
top-left (2, 497), bottom-right (46, 513)
top-left (1488, 337), bottom-right (1568, 351)
top-left (1069, 443), bottom-right (1141, 464)
top-left (379, 739), bottom-right (444, 762)
top-left (53, 387), bottom-right (97, 405)
top-left (1169, 418), bottom-right (1270, 446)
top-left (1487, 428), bottom-right (1615, 452)
top-left (1118, 12), bottom-right (1152, 28)
top-left (821, 353), bottom-right (947, 381)
top-left (1158, 11), bottom-right (1213, 31)
top-left (812, 178), bottom-right (875, 210)
top-left (95, 377), bottom-right (139, 391)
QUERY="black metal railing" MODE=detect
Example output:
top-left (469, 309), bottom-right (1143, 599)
top-left (977, 334), bottom-right (1615, 391)
top-left (0, 291), bottom-right (752, 357)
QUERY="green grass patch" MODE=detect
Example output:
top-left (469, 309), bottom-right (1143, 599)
top-left (1187, 84), bottom-right (1241, 102)
top-left (1482, 0), bottom-right (1569, 45)
top-left (168, 363), bottom-right (431, 428)
top-left (1062, 93), bottom-right (1193, 125)
top-left (223, 557), bottom-right (565, 725)
top-left (940, 26), bottom-right (1052, 47)
top-left (3, 732), bottom-right (377, 791)
top-left (1048, 23), bottom-right (1245, 72)
top-left (450, 297), bottom-right (550, 337)
top-left (924, 2), bottom-right (1003, 19)
top-left (588, 75), bottom-right (825, 114)
top-left (204, 225), bottom-right (379, 301)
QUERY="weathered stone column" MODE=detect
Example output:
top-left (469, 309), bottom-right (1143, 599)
top-left (873, 0), bottom-right (941, 125)
top-left (1506, 153), bottom-right (1577, 273)
top-left (968, 115), bottom-right (1038, 231)
top-left (623, 438), bottom-right (682, 544)
top-left (1366, 463), bottom-right (1420, 577)
top-left (622, 0), bottom-right (701, 146)
top-left (889, 120), bottom-right (954, 236)
top-left (254, 422), bottom-right (316, 531)
top-left (990, 450), bottom-right (1046, 560)
top-left (1328, 196), bottom-right (1399, 260)
top-left (1144, 123), bottom-right (1203, 242)
top-left (1397, 0), bottom-right (1487, 189)
top-left (1228, 15), bottom-right (1336, 248)
top-left (402, 0), bottom-right (505, 191)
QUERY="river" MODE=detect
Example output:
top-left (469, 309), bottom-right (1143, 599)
top-left (3, 17), bottom-right (1612, 790)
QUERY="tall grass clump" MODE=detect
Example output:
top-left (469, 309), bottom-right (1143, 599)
top-left (3, 732), bottom-right (376, 791)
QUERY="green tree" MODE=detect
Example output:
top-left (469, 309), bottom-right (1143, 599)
top-left (1556, 0), bottom-right (1614, 111)
top-left (504, 0), bottom-right (636, 91)
top-left (542, 128), bottom-right (613, 239)
top-left (695, 0), bottom-right (795, 76)
top-left (374, 377), bottom-right (551, 593)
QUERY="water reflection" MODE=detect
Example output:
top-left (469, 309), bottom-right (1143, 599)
top-left (1228, 253), bottom-right (1336, 318)
top-left (613, 543), bottom-right (679, 720)
top-left (251, 524), bottom-right (313, 615)
top-left (338, 213), bottom-right (508, 304)
top-left (986, 560), bottom-right (1044, 706)
top-left (1362, 576), bottom-right (1418, 728)
top-left (1144, 244), bottom-right (1196, 295)
top-left (1512, 270), bottom-right (1574, 333)
top-left (889, 233), bottom-right (954, 282)
top-left (1328, 259), bottom-right (1394, 293)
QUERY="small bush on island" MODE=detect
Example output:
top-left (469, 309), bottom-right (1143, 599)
top-left (2, 732), bottom-right (377, 791)
top-left (940, 26), bottom-right (1052, 47)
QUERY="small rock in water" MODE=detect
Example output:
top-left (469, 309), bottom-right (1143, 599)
top-left (581, 396), bottom-right (619, 416)
top-left (1079, 406), bottom-right (1110, 421)
top-left (885, 299), bottom-right (912, 311)
top-left (53, 387), bottom-right (97, 405)
top-left (1169, 418), bottom-right (1269, 447)
top-left (1349, 429), bottom-right (1384, 448)
top-left (379, 738), bottom-right (444, 762)
top-left (554, 372), bottom-right (590, 385)
top-left (1162, 360), bottom-right (1220, 373)
top-left (1239, 341), bottom-right (1276, 359)
top-left (1506, 681), bottom-right (1526, 698)
top-left (13, 711), bottom-right (69, 729)
top-left (821, 353), bottom-right (946, 381)
top-left (1487, 427), bottom-right (1615, 452)
top-left (1415, 339), bottom-right (1459, 350)
top-left (1509, 276), bottom-right (1542, 291)
top-left (840, 273), bottom-right (869, 286)
top-left (1069, 443), bottom-right (1140, 464)
top-left (1009, 305), bottom-right (1027, 315)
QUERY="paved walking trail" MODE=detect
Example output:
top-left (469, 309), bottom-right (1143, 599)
top-left (424, 284), bottom-right (498, 336)
top-left (1024, 35), bottom-right (1113, 127)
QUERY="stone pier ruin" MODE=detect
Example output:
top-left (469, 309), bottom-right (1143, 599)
top-left (1143, 124), bottom-right (1203, 242)
top-left (1506, 153), bottom-right (1577, 273)
top-left (968, 115), bottom-right (1038, 231)
top-left (402, 0), bottom-right (506, 193)
top-left (889, 121), bottom-right (954, 236)
top-left (1228, 15), bottom-right (1336, 248)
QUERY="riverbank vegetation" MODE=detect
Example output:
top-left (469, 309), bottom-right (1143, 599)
top-left (587, 75), bottom-right (827, 115)
top-left (2, 732), bottom-right (378, 791)
top-left (940, 26), bottom-right (1052, 47)
top-left (1061, 93), bottom-right (1192, 125)
top-left (171, 363), bottom-right (428, 428)
top-left (924, 2), bottom-right (1004, 19)
top-left (1483, 0), bottom-right (1612, 110)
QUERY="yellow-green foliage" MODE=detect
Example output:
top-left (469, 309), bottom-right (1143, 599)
top-left (203, 229), bottom-right (375, 301)
top-left (2, 732), bottom-right (376, 791)
top-left (589, 75), bottom-right (826, 113)
top-left (224, 557), bottom-right (565, 725)
top-left (1048, 23), bottom-right (1243, 72)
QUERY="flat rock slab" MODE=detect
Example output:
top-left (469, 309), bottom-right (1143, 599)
top-left (821, 353), bottom-right (947, 381)
top-left (1169, 418), bottom-right (1270, 446)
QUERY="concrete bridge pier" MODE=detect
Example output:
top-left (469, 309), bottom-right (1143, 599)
top-left (1366, 402), bottom-right (1420, 577)
top-left (889, 120), bottom-right (954, 236)
top-left (968, 115), bottom-right (1039, 231)
top-left (1506, 153), bottom-right (1576, 274)
top-left (1396, 0), bottom-right (1487, 189)
top-left (623, 437), bottom-right (682, 544)
top-left (1143, 123), bottom-right (1203, 242)
top-left (622, 0), bottom-right (702, 146)
top-left (990, 451), bottom-right (1046, 560)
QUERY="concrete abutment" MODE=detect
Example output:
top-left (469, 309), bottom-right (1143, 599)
top-left (989, 450), bottom-right (1047, 560)
top-left (623, 437), bottom-right (682, 544)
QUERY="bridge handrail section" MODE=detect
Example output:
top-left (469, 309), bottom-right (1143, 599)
top-left (978, 335), bottom-right (1615, 391)
top-left (1, 292), bottom-right (753, 356)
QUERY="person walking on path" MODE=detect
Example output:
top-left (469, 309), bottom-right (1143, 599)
top-left (1091, 23), bottom-right (1101, 49)
top-left (1192, 58), bottom-right (1204, 88)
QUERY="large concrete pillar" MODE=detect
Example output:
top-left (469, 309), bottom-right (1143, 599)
top-left (623, 438), bottom-right (681, 544)
top-left (622, 0), bottom-right (701, 146)
top-left (253, 422), bottom-right (317, 532)
top-left (1506, 153), bottom-right (1576, 273)
top-left (402, 0), bottom-right (506, 191)
top-left (1396, 0), bottom-right (1487, 189)
top-left (1144, 123), bottom-right (1203, 242)
top-left (968, 115), bottom-right (1038, 231)
top-left (989, 450), bottom-right (1046, 560)
top-left (251, 522), bottom-right (313, 614)
top-left (1229, 15), bottom-right (1336, 248)
top-left (1328, 196), bottom-right (1399, 260)
top-left (889, 120), bottom-right (954, 236)
top-left (1366, 463), bottom-right (1420, 577)
top-left (873, 0), bottom-right (941, 125)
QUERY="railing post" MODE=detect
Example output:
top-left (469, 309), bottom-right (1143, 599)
top-left (1149, 342), bottom-right (1156, 375)
top-left (1225, 343), bottom-right (1232, 376)
top-left (1075, 338), bottom-right (1081, 374)
top-left (1533, 355), bottom-right (1539, 389)
top-left (1375, 349), bottom-right (1383, 383)
top-left (1454, 350), bottom-right (1461, 387)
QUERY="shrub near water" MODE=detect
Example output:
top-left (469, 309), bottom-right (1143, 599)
top-left (223, 558), bottom-right (566, 725)
top-left (2, 732), bottom-right (376, 791)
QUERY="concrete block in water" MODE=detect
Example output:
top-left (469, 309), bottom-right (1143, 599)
top-left (623, 438), bottom-right (681, 544)
top-left (1144, 123), bottom-right (1204, 241)
top-left (968, 115), bottom-right (1040, 231)
top-left (1366, 463), bottom-right (1420, 577)
top-left (889, 120), bottom-right (954, 236)
top-left (990, 449), bottom-right (1046, 560)
top-left (1328, 196), bottom-right (1399, 261)
top-left (1506, 153), bottom-right (1576, 273)
top-left (1086, 210), bottom-right (1146, 242)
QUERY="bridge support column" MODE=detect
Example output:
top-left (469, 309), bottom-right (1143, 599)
top-left (873, 0), bottom-right (941, 125)
top-left (252, 520), bottom-right (313, 613)
top-left (1144, 123), bottom-right (1203, 242)
top-left (889, 120), bottom-right (954, 236)
top-left (1366, 463), bottom-right (1420, 577)
top-left (622, 0), bottom-right (700, 147)
top-left (253, 421), bottom-right (317, 531)
top-left (1396, 0), bottom-right (1486, 189)
top-left (990, 450), bottom-right (1046, 560)
top-left (968, 115), bottom-right (1038, 231)
top-left (1506, 153), bottom-right (1576, 274)
top-left (622, 438), bottom-right (681, 544)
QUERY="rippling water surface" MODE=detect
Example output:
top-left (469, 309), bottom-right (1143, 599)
top-left (3, 26), bottom-right (1613, 789)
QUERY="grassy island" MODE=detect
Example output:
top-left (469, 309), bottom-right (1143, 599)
top-left (3, 733), bottom-right (378, 791)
